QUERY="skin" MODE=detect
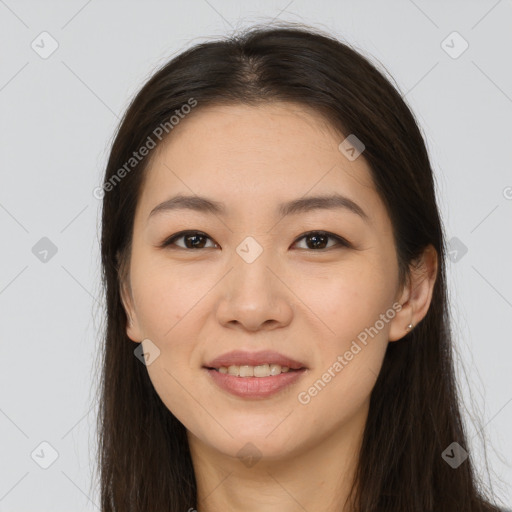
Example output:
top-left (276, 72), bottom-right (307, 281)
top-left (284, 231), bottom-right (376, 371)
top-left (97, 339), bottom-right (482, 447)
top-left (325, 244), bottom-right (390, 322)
top-left (120, 102), bottom-right (438, 512)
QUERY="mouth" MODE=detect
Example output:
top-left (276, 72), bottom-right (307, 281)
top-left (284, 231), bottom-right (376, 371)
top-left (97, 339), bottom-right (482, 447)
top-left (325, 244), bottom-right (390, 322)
top-left (204, 364), bottom-right (305, 378)
top-left (202, 350), bottom-right (308, 398)
top-left (203, 349), bottom-right (307, 375)
top-left (202, 365), bottom-right (307, 399)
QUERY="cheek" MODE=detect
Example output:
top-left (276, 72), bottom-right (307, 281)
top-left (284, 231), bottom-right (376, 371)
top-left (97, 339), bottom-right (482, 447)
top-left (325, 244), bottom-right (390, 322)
top-left (131, 257), bottom-right (213, 340)
top-left (291, 260), bottom-right (396, 341)
top-left (291, 261), bottom-right (395, 400)
top-left (131, 262), bottom-right (206, 423)
top-left (294, 279), bottom-right (391, 425)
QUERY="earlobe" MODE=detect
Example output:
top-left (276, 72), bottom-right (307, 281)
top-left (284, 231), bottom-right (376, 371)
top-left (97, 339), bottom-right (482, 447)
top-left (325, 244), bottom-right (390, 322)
top-left (126, 319), bottom-right (142, 343)
top-left (119, 281), bottom-right (143, 343)
top-left (388, 299), bottom-right (414, 342)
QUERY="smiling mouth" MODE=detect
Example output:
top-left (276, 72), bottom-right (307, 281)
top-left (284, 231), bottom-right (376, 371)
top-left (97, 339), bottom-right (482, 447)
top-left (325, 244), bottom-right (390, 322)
top-left (204, 364), bottom-right (304, 378)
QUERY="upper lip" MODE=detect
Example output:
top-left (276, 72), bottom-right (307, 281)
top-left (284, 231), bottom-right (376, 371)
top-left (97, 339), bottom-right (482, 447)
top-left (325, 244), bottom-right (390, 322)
top-left (204, 350), bottom-right (307, 370)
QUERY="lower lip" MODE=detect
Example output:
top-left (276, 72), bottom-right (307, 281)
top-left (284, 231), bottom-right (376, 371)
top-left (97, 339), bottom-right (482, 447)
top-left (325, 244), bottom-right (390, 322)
top-left (204, 368), bottom-right (307, 399)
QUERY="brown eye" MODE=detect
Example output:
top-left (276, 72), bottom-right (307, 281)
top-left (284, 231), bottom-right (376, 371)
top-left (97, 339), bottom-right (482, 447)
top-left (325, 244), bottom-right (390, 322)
top-left (293, 231), bottom-right (350, 250)
top-left (162, 231), bottom-right (217, 249)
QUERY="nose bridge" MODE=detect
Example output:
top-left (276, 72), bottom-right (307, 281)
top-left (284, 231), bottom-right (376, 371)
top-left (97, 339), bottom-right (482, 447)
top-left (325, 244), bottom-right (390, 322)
top-left (231, 233), bottom-right (277, 294)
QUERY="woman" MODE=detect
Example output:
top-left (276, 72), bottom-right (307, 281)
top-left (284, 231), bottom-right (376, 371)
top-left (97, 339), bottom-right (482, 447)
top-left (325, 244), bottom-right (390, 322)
top-left (95, 22), bottom-right (508, 512)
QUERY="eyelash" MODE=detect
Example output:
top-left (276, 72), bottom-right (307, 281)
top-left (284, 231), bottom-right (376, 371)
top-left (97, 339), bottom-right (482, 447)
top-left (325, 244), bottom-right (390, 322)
top-left (160, 230), bottom-right (351, 251)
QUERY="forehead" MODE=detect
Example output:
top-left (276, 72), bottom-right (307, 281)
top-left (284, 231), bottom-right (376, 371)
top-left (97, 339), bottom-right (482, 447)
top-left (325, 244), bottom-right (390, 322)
top-left (137, 102), bottom-right (386, 227)
top-left (155, 101), bottom-right (354, 166)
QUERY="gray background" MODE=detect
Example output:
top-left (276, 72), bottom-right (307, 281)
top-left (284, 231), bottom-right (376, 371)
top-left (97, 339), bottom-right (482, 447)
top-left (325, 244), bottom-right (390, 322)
top-left (0, 0), bottom-right (511, 510)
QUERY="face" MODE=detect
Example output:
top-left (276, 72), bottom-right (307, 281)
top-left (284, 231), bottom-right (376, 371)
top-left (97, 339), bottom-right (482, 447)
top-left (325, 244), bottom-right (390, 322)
top-left (121, 102), bottom-right (411, 462)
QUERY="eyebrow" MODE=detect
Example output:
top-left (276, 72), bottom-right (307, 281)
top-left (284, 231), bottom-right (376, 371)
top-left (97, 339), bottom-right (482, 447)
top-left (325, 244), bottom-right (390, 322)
top-left (148, 193), bottom-right (370, 223)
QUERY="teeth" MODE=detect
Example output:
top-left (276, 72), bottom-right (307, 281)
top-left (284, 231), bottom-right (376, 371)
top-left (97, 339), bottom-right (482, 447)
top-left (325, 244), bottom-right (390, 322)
top-left (217, 364), bottom-right (291, 377)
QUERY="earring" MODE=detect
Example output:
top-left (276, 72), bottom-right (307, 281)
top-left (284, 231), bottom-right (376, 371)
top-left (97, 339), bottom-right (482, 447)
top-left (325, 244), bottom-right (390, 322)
top-left (406, 323), bottom-right (414, 331)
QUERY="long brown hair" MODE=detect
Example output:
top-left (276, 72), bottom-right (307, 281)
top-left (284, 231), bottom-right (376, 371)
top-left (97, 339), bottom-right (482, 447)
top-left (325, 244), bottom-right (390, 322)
top-left (94, 21), bottom-right (505, 511)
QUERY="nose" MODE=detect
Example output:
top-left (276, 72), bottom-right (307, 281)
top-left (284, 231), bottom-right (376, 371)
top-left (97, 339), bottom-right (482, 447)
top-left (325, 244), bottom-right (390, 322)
top-left (215, 249), bottom-right (294, 332)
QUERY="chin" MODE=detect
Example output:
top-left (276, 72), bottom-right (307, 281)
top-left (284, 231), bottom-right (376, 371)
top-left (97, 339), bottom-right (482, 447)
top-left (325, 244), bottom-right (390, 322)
top-left (200, 429), bottom-right (303, 463)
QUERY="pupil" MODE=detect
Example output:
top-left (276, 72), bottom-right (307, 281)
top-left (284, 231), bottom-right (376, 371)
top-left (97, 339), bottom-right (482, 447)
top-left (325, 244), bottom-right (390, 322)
top-left (186, 234), bottom-right (206, 249)
top-left (308, 233), bottom-right (327, 249)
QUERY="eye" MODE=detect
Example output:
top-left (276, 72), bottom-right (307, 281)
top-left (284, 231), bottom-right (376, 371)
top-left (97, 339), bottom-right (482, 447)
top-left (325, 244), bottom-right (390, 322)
top-left (292, 231), bottom-right (351, 251)
top-left (161, 230), bottom-right (218, 250)
top-left (160, 230), bottom-right (351, 251)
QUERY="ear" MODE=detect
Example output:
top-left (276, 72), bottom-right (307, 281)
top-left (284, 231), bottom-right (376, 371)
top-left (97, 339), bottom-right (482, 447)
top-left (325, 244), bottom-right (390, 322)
top-left (119, 278), bottom-right (144, 343)
top-left (388, 244), bottom-right (438, 342)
